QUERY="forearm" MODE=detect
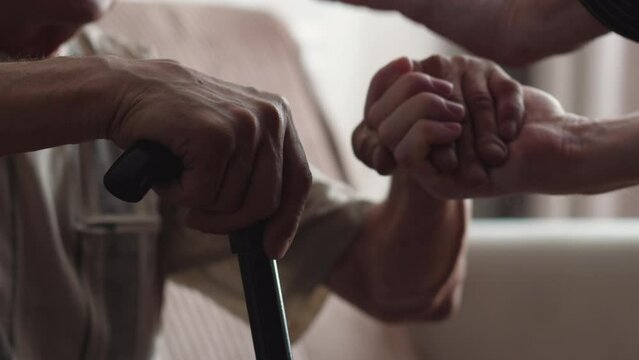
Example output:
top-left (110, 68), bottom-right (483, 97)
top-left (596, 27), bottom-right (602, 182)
top-left (0, 56), bottom-right (115, 156)
top-left (328, 172), bottom-right (467, 322)
top-left (571, 113), bottom-right (639, 194)
top-left (355, 0), bottom-right (607, 66)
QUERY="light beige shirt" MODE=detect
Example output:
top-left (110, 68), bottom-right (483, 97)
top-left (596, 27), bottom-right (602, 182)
top-left (0, 27), bottom-right (368, 360)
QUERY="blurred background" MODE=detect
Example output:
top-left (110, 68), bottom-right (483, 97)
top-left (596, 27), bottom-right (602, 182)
top-left (109, 1), bottom-right (639, 359)
top-left (132, 0), bottom-right (639, 219)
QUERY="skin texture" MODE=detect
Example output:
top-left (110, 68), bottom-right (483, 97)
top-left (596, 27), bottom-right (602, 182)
top-left (329, 58), bottom-right (523, 322)
top-left (328, 170), bottom-right (468, 321)
top-left (336, 56), bottom-right (527, 319)
top-left (0, 0), bottom-right (470, 321)
top-left (0, 56), bottom-right (312, 259)
top-left (353, 56), bottom-right (525, 186)
top-left (353, 56), bottom-right (639, 201)
top-left (0, 0), bottom-right (312, 260)
top-left (334, 0), bottom-right (609, 66)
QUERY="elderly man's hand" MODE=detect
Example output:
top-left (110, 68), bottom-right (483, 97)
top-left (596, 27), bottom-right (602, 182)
top-left (103, 57), bottom-right (311, 259)
top-left (408, 86), bottom-right (584, 198)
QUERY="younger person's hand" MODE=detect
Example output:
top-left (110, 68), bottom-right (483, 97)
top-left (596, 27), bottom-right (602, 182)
top-left (353, 55), bottom-right (524, 190)
top-left (352, 57), bottom-right (467, 176)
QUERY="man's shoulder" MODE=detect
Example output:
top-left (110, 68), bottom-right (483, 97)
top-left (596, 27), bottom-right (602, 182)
top-left (59, 25), bottom-right (156, 59)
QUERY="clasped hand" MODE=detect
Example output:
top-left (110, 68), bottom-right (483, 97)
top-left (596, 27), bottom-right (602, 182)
top-left (353, 55), bottom-right (585, 198)
top-left (104, 57), bottom-right (311, 259)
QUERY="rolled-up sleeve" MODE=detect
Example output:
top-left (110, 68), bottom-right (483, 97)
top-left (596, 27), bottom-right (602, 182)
top-left (160, 166), bottom-right (371, 340)
top-left (580, 0), bottom-right (639, 41)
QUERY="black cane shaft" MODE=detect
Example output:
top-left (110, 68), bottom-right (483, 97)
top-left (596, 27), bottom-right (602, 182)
top-left (232, 225), bottom-right (292, 360)
top-left (104, 140), bottom-right (293, 360)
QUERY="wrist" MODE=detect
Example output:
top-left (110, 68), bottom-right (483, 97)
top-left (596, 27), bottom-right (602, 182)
top-left (527, 113), bottom-right (591, 195)
top-left (378, 171), bottom-right (464, 237)
top-left (385, 171), bottom-right (452, 215)
top-left (571, 114), bottom-right (639, 194)
top-left (85, 56), bottom-right (139, 141)
top-left (0, 57), bottom-right (118, 155)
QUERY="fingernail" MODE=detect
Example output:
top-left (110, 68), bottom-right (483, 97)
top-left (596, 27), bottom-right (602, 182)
top-left (485, 142), bottom-right (507, 160)
top-left (266, 235), bottom-right (291, 260)
top-left (445, 101), bottom-right (465, 118)
top-left (501, 121), bottom-right (518, 140)
top-left (273, 245), bottom-right (288, 260)
top-left (434, 80), bottom-right (454, 96)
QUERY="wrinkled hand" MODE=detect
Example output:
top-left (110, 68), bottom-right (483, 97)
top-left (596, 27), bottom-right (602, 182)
top-left (353, 55), bottom-right (524, 187)
top-left (404, 86), bottom-right (583, 198)
top-left (105, 57), bottom-right (311, 259)
top-left (467, 87), bottom-right (584, 197)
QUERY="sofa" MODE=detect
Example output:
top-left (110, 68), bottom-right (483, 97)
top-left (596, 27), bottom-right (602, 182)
top-left (98, 2), bottom-right (639, 360)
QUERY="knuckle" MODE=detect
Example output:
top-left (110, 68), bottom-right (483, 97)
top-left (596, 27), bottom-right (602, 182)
top-left (244, 86), bottom-right (261, 96)
top-left (498, 78), bottom-right (522, 95)
top-left (265, 93), bottom-right (291, 115)
top-left (202, 121), bottom-right (235, 154)
top-left (484, 58), bottom-right (498, 69)
top-left (353, 137), bottom-right (375, 167)
top-left (467, 56), bottom-right (487, 67)
top-left (466, 92), bottom-right (494, 111)
top-left (421, 55), bottom-right (451, 76)
top-left (351, 128), bottom-right (366, 157)
top-left (503, 100), bottom-right (524, 118)
top-left (230, 107), bottom-right (259, 139)
top-left (359, 134), bottom-right (381, 163)
top-left (404, 72), bottom-right (435, 93)
top-left (414, 92), bottom-right (441, 108)
top-left (256, 99), bottom-right (285, 130)
top-left (377, 123), bottom-right (395, 148)
top-left (451, 55), bottom-right (470, 67)
top-left (367, 102), bottom-right (388, 127)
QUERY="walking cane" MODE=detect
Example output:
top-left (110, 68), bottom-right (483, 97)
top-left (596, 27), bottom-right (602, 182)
top-left (103, 140), bottom-right (294, 360)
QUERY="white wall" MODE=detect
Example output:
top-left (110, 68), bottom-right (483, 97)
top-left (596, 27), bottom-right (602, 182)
top-left (129, 0), bottom-right (457, 199)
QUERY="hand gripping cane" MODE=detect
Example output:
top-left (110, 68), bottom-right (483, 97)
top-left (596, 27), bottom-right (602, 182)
top-left (103, 140), bottom-right (294, 360)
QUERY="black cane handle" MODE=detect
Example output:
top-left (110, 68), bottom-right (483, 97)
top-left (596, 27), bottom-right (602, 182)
top-left (103, 140), bottom-right (183, 203)
top-left (103, 140), bottom-right (293, 360)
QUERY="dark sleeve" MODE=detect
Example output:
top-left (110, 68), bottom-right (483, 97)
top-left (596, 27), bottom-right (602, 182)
top-left (580, 0), bottom-right (639, 42)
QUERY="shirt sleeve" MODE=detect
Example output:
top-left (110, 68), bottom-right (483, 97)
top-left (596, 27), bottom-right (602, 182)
top-left (160, 166), bottom-right (371, 340)
top-left (580, 0), bottom-right (639, 42)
